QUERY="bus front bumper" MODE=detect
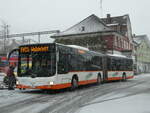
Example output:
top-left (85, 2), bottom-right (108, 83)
top-left (16, 83), bottom-right (72, 90)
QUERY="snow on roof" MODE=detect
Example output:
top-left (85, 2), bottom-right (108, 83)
top-left (134, 35), bottom-right (150, 47)
top-left (67, 45), bottom-right (89, 51)
top-left (107, 23), bottom-right (119, 26)
top-left (133, 37), bottom-right (142, 44)
top-left (101, 14), bottom-right (128, 25)
top-left (52, 14), bottom-right (111, 37)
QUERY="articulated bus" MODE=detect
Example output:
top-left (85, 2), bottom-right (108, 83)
top-left (9, 43), bottom-right (133, 90)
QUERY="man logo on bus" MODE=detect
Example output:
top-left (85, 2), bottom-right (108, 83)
top-left (86, 72), bottom-right (93, 79)
top-left (112, 72), bottom-right (119, 77)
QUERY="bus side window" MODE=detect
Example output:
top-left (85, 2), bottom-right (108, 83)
top-left (112, 58), bottom-right (117, 71)
top-left (107, 58), bottom-right (111, 70)
top-left (58, 53), bottom-right (69, 74)
top-left (91, 56), bottom-right (102, 70)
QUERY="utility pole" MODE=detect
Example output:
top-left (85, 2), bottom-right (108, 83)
top-left (38, 32), bottom-right (40, 43)
top-left (22, 36), bottom-right (25, 44)
top-left (100, 0), bottom-right (103, 18)
top-left (1, 22), bottom-right (10, 54)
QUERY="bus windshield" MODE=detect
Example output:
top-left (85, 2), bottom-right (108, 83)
top-left (19, 52), bottom-right (56, 77)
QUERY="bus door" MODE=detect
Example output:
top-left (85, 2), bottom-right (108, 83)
top-left (57, 51), bottom-right (70, 84)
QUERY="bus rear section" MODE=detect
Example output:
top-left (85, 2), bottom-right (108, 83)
top-left (106, 55), bottom-right (134, 81)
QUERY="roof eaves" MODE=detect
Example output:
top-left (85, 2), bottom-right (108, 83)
top-left (93, 15), bottom-right (109, 27)
top-left (101, 14), bottom-right (129, 25)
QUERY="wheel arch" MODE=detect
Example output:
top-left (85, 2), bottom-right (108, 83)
top-left (123, 72), bottom-right (126, 75)
top-left (71, 74), bottom-right (79, 82)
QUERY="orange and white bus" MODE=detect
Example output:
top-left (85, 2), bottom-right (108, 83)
top-left (9, 43), bottom-right (133, 90)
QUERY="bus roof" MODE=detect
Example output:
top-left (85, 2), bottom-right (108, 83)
top-left (19, 43), bottom-right (54, 47)
top-left (19, 42), bottom-right (104, 56)
top-left (107, 54), bottom-right (132, 59)
top-left (66, 45), bottom-right (89, 51)
top-left (56, 43), bottom-right (104, 56)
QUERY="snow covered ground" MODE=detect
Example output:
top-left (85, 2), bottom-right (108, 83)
top-left (0, 74), bottom-right (150, 113)
top-left (77, 74), bottom-right (150, 113)
top-left (77, 94), bottom-right (150, 113)
top-left (0, 75), bottom-right (4, 81)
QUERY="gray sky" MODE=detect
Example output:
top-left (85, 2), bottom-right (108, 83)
top-left (0, 0), bottom-right (149, 37)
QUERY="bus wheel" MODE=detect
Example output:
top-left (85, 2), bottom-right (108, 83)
top-left (71, 77), bottom-right (78, 91)
top-left (122, 73), bottom-right (127, 82)
top-left (97, 75), bottom-right (101, 85)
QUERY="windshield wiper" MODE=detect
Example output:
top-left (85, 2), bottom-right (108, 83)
top-left (30, 73), bottom-right (37, 78)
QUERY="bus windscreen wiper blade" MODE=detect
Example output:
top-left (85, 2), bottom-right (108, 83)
top-left (31, 73), bottom-right (37, 78)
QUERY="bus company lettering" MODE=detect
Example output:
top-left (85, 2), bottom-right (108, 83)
top-left (112, 72), bottom-right (119, 77)
top-left (20, 47), bottom-right (30, 53)
top-left (78, 50), bottom-right (85, 54)
top-left (86, 72), bottom-right (93, 79)
top-left (31, 46), bottom-right (49, 52)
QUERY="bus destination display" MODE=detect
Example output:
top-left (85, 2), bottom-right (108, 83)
top-left (20, 46), bottom-right (49, 53)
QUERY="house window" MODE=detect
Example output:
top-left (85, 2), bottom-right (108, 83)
top-left (114, 37), bottom-right (117, 47)
top-left (122, 39), bottom-right (125, 48)
top-left (116, 37), bottom-right (119, 48)
top-left (81, 26), bottom-right (85, 31)
top-left (120, 39), bottom-right (122, 48)
top-left (118, 38), bottom-right (121, 48)
top-left (124, 40), bottom-right (126, 49)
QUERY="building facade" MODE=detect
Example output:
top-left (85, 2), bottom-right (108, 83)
top-left (52, 14), bottom-right (133, 56)
top-left (101, 14), bottom-right (133, 42)
top-left (134, 35), bottom-right (150, 73)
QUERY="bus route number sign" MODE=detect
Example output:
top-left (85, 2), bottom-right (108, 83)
top-left (20, 46), bottom-right (49, 53)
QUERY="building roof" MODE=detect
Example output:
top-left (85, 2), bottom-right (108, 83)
top-left (134, 35), bottom-right (150, 48)
top-left (101, 14), bottom-right (132, 38)
top-left (101, 14), bottom-right (129, 26)
top-left (52, 14), bottom-right (112, 38)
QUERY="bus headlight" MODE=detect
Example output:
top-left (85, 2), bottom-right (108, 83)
top-left (49, 81), bottom-right (54, 85)
top-left (16, 81), bottom-right (20, 85)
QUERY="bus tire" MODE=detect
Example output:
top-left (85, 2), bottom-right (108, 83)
top-left (71, 76), bottom-right (78, 91)
top-left (97, 74), bottom-right (101, 85)
top-left (122, 73), bottom-right (127, 82)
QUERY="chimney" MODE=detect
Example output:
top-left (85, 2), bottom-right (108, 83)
top-left (107, 14), bottom-right (111, 18)
top-left (106, 14), bottom-right (111, 24)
